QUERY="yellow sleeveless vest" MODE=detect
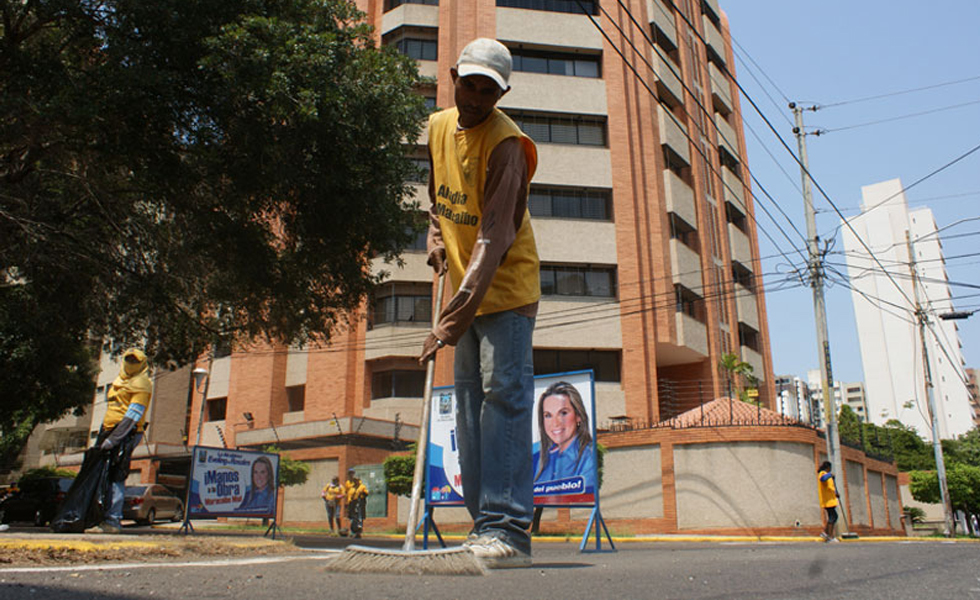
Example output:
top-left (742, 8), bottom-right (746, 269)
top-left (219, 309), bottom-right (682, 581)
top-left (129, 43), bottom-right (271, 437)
top-left (428, 107), bottom-right (540, 315)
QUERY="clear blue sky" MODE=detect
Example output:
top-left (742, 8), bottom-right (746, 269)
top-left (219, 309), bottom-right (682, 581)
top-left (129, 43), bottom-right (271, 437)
top-left (723, 2), bottom-right (980, 385)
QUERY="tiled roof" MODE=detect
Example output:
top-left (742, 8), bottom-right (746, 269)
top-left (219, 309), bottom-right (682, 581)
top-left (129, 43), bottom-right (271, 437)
top-left (664, 396), bottom-right (802, 427)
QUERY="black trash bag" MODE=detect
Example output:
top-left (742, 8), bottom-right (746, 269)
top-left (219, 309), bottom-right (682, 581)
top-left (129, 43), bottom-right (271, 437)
top-left (49, 447), bottom-right (112, 533)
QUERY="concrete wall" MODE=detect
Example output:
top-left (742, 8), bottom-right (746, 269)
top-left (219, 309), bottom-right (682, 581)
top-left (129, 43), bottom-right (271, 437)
top-left (868, 470), bottom-right (885, 529)
top-left (845, 460), bottom-right (869, 525)
top-left (282, 458), bottom-right (339, 523)
top-left (885, 474), bottom-right (901, 529)
top-left (673, 441), bottom-right (820, 530)
top-left (603, 446), bottom-right (663, 519)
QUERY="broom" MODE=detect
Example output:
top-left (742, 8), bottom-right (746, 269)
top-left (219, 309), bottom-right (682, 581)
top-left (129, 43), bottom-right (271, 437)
top-left (325, 274), bottom-right (485, 575)
top-left (836, 493), bottom-right (860, 540)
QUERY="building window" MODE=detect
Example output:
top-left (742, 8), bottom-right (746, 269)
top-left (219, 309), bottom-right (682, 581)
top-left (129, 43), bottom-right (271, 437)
top-left (286, 385), bottom-right (305, 413)
top-left (372, 369), bottom-right (426, 399)
top-left (675, 284), bottom-right (705, 322)
top-left (725, 201), bottom-right (747, 233)
top-left (738, 323), bottom-right (760, 352)
top-left (206, 397), bottom-right (227, 422)
top-left (669, 213), bottom-right (698, 250)
top-left (534, 349), bottom-right (620, 382)
top-left (404, 212), bottom-right (428, 252)
top-left (371, 282), bottom-right (433, 327)
top-left (385, 0), bottom-right (438, 10)
top-left (383, 28), bottom-right (438, 61)
top-left (407, 157), bottom-right (430, 184)
top-left (541, 265), bottom-right (616, 298)
top-left (529, 186), bottom-right (611, 220)
top-left (731, 261), bottom-right (753, 290)
top-left (506, 111), bottom-right (606, 146)
top-left (496, 0), bottom-right (597, 15)
top-left (510, 48), bottom-right (600, 78)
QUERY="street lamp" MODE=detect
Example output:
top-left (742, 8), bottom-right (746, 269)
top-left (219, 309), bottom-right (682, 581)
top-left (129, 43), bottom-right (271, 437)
top-left (192, 363), bottom-right (213, 447)
top-left (192, 367), bottom-right (208, 392)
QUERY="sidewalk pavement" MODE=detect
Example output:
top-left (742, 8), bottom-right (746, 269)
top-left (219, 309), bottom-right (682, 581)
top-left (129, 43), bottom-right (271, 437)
top-left (0, 523), bottom-right (975, 563)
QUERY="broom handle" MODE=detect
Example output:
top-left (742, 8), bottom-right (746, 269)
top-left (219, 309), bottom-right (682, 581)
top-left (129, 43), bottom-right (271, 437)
top-left (403, 274), bottom-right (446, 552)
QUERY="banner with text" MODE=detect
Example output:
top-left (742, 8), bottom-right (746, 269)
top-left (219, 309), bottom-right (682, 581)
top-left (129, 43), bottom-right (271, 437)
top-left (186, 447), bottom-right (280, 519)
top-left (426, 370), bottom-right (597, 507)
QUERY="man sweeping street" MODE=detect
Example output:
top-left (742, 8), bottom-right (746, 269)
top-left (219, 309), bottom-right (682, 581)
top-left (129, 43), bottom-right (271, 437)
top-left (419, 37), bottom-right (539, 569)
top-left (817, 461), bottom-right (840, 542)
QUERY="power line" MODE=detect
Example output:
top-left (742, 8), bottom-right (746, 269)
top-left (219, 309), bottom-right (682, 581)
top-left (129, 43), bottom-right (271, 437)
top-left (822, 98), bottom-right (980, 133)
top-left (590, 0), bottom-right (810, 265)
top-left (818, 74), bottom-right (980, 109)
top-left (824, 141), bottom-right (980, 240)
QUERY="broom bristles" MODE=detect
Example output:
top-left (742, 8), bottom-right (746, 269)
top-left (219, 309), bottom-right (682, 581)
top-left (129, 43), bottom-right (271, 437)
top-left (324, 545), bottom-right (487, 576)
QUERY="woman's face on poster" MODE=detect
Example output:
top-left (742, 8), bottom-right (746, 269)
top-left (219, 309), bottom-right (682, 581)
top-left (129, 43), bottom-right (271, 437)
top-left (542, 393), bottom-right (580, 452)
top-left (253, 461), bottom-right (270, 490)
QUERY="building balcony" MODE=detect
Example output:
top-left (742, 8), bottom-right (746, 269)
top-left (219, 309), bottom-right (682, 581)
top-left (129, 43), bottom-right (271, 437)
top-left (735, 282), bottom-right (759, 331)
top-left (701, 14), bottom-right (726, 66)
top-left (741, 345), bottom-right (764, 381)
top-left (664, 169), bottom-right (697, 228)
top-left (659, 105), bottom-right (690, 165)
top-left (648, 0), bottom-right (677, 50)
top-left (497, 7), bottom-right (603, 50)
top-left (675, 312), bottom-right (709, 357)
top-left (535, 144), bottom-right (612, 188)
top-left (670, 239), bottom-right (703, 293)
top-left (654, 53), bottom-right (685, 107)
top-left (722, 166), bottom-right (745, 212)
top-left (701, 0), bottom-right (721, 24)
top-left (380, 3), bottom-right (439, 35)
top-left (504, 73), bottom-right (607, 116)
top-left (535, 219), bottom-right (617, 264)
top-left (709, 61), bottom-right (732, 115)
top-left (728, 222), bottom-right (751, 265)
top-left (715, 113), bottom-right (739, 162)
top-left (534, 297), bottom-right (622, 349)
top-left (364, 323), bottom-right (429, 361)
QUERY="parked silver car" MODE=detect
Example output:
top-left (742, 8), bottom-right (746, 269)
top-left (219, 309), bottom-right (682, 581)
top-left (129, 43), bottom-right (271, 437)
top-left (122, 484), bottom-right (184, 524)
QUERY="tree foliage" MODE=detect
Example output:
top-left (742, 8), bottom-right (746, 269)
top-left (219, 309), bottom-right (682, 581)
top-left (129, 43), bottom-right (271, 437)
top-left (1, 0), bottom-right (428, 451)
top-left (908, 463), bottom-right (980, 519)
top-left (262, 446), bottom-right (309, 488)
top-left (383, 445), bottom-right (415, 498)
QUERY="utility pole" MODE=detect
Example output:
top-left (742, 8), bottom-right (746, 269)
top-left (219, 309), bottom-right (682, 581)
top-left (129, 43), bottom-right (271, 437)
top-left (906, 231), bottom-right (954, 536)
top-left (790, 102), bottom-right (848, 527)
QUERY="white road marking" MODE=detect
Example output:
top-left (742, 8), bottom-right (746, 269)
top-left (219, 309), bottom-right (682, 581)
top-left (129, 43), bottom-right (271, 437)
top-left (0, 551), bottom-right (338, 574)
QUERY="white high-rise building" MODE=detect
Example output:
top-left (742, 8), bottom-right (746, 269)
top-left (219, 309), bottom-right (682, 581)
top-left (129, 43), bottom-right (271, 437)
top-left (842, 179), bottom-right (972, 439)
top-left (775, 375), bottom-right (814, 425)
top-left (806, 368), bottom-right (842, 429)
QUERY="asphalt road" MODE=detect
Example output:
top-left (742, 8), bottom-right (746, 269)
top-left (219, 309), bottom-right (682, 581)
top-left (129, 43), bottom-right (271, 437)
top-left (0, 534), bottom-right (977, 600)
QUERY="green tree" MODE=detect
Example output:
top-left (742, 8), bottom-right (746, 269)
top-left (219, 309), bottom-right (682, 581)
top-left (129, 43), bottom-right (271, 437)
top-left (1, 0), bottom-right (428, 462)
top-left (383, 445), bottom-right (416, 498)
top-left (908, 463), bottom-right (980, 532)
top-left (838, 404), bottom-right (862, 447)
top-left (261, 446), bottom-right (310, 488)
top-left (881, 420), bottom-right (934, 472)
top-left (719, 353), bottom-right (758, 403)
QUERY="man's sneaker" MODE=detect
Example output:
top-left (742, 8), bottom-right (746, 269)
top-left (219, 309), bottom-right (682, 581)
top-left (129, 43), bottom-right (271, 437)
top-left (84, 523), bottom-right (121, 534)
top-left (466, 535), bottom-right (531, 569)
top-left (828, 537), bottom-right (840, 543)
top-left (819, 532), bottom-right (830, 542)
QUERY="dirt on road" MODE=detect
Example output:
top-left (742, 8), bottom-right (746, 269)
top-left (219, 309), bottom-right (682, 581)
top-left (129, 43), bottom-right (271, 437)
top-left (0, 534), bottom-right (297, 566)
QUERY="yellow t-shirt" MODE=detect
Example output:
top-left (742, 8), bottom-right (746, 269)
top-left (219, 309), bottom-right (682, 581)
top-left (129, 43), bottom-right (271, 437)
top-left (428, 107), bottom-right (540, 315)
top-left (817, 470), bottom-right (839, 508)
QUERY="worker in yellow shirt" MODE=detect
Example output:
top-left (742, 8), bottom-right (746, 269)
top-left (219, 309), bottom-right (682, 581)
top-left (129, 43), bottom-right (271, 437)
top-left (86, 349), bottom-right (152, 534)
top-left (817, 461), bottom-right (840, 542)
top-left (343, 469), bottom-right (369, 539)
top-left (321, 476), bottom-right (344, 534)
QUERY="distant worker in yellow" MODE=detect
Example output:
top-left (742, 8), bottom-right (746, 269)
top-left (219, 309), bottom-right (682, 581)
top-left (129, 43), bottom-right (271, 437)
top-left (343, 469), bottom-right (369, 539)
top-left (86, 349), bottom-right (153, 534)
top-left (816, 460), bottom-right (840, 543)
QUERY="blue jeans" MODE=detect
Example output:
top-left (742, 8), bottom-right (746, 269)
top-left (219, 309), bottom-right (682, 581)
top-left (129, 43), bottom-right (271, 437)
top-left (105, 480), bottom-right (125, 527)
top-left (454, 310), bottom-right (535, 555)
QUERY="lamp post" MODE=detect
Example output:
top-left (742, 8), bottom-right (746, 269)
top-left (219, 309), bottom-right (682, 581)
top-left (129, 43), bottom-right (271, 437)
top-left (192, 364), bottom-right (211, 447)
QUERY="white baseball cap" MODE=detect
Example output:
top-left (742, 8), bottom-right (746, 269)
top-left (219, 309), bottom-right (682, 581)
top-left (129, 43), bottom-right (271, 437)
top-left (456, 38), bottom-right (512, 91)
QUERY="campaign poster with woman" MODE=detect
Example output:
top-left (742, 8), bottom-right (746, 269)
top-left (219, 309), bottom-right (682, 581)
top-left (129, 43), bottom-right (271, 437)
top-left (531, 371), bottom-right (597, 506)
top-left (186, 448), bottom-right (279, 519)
